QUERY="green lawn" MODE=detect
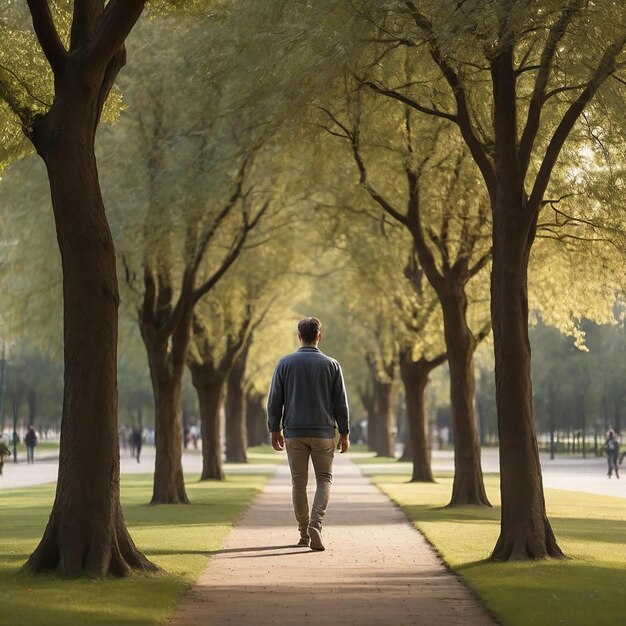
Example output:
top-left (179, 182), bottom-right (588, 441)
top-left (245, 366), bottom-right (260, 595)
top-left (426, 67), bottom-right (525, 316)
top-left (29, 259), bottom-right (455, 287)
top-left (355, 458), bottom-right (626, 626)
top-left (0, 455), bottom-right (276, 626)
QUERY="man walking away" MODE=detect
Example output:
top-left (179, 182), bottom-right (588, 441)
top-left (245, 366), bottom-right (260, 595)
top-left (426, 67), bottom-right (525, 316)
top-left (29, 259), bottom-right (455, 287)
top-left (605, 429), bottom-right (620, 479)
top-left (24, 426), bottom-right (38, 464)
top-left (267, 317), bottom-right (350, 551)
top-left (131, 427), bottom-right (143, 463)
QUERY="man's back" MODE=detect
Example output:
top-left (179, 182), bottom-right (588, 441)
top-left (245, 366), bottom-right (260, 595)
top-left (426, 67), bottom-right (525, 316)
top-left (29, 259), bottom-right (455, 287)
top-left (267, 346), bottom-right (349, 439)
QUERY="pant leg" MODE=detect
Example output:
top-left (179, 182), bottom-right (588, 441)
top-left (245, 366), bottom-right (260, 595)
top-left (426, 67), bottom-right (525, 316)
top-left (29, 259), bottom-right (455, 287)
top-left (285, 438), bottom-right (311, 534)
top-left (611, 454), bottom-right (619, 477)
top-left (309, 438), bottom-right (335, 529)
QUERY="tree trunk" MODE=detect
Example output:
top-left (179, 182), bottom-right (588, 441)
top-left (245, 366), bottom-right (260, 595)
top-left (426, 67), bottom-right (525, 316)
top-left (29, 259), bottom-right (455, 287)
top-left (190, 365), bottom-right (226, 480)
top-left (399, 354), bottom-right (436, 482)
top-left (488, 43), bottom-right (564, 560)
top-left (440, 293), bottom-right (491, 506)
top-left (148, 358), bottom-right (188, 504)
top-left (490, 221), bottom-right (562, 558)
top-left (372, 379), bottom-right (398, 457)
top-left (361, 389), bottom-right (378, 453)
top-left (246, 390), bottom-right (268, 447)
top-left (141, 322), bottom-right (190, 505)
top-left (225, 346), bottom-right (248, 463)
top-left (25, 70), bottom-right (157, 576)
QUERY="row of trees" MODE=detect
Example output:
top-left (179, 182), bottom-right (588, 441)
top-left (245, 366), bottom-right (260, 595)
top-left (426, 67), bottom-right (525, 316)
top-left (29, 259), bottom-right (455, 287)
top-left (1, 0), bottom-right (626, 576)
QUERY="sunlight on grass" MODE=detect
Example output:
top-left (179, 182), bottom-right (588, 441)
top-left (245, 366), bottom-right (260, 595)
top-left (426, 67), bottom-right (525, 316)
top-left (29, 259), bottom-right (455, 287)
top-left (0, 469), bottom-right (273, 626)
top-left (355, 459), bottom-right (626, 626)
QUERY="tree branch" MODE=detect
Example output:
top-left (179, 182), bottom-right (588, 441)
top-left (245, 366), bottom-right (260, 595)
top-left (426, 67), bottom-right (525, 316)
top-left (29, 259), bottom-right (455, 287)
top-left (518, 0), bottom-right (584, 174)
top-left (192, 199), bottom-right (271, 304)
top-left (26, 0), bottom-right (67, 75)
top-left (528, 32), bottom-right (626, 212)
top-left (71, 0), bottom-right (103, 50)
top-left (91, 0), bottom-right (145, 65)
top-left (467, 249), bottom-right (492, 279)
top-left (362, 80), bottom-right (457, 122)
top-left (403, 1), bottom-right (496, 195)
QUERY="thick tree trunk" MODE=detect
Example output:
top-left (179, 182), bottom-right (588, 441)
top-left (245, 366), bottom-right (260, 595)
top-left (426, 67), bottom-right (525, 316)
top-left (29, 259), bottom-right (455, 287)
top-left (487, 43), bottom-right (564, 560)
top-left (441, 293), bottom-right (491, 506)
top-left (25, 75), bottom-right (156, 576)
top-left (190, 365), bottom-right (226, 480)
top-left (246, 390), bottom-right (268, 447)
top-left (490, 221), bottom-right (562, 558)
top-left (399, 354), bottom-right (435, 483)
top-left (225, 347), bottom-right (248, 463)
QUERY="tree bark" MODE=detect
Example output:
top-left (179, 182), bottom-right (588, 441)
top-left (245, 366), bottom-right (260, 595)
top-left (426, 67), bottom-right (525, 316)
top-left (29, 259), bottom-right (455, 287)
top-left (141, 318), bottom-right (190, 504)
top-left (225, 347), bottom-right (248, 463)
top-left (440, 292), bottom-right (491, 506)
top-left (399, 352), bottom-right (440, 482)
top-left (24, 51), bottom-right (156, 575)
top-left (490, 210), bottom-right (561, 558)
top-left (372, 378), bottom-right (398, 457)
top-left (147, 349), bottom-right (188, 504)
top-left (189, 364), bottom-right (227, 480)
top-left (246, 390), bottom-right (268, 447)
top-left (489, 46), bottom-right (564, 560)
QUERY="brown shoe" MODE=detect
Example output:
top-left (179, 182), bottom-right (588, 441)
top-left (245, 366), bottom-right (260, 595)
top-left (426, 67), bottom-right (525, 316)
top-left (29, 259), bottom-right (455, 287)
top-left (297, 536), bottom-right (310, 547)
top-left (309, 526), bottom-right (325, 551)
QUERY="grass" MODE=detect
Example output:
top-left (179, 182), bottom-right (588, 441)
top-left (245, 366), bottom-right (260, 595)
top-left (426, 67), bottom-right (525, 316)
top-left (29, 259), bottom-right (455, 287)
top-left (0, 450), bottom-right (278, 626)
top-left (354, 457), bottom-right (626, 626)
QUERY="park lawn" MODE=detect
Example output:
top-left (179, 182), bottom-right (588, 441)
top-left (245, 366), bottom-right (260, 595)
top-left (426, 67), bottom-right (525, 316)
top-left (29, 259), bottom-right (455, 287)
top-left (356, 459), bottom-right (626, 626)
top-left (0, 466), bottom-right (274, 626)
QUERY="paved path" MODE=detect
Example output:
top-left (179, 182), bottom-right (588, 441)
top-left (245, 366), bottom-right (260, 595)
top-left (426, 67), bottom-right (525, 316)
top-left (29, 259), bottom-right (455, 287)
top-left (170, 455), bottom-right (495, 626)
top-left (0, 447), bottom-right (277, 490)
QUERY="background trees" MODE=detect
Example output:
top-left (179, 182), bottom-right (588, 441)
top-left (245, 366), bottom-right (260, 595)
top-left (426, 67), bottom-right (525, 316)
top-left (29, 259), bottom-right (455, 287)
top-left (1, 0), bottom-right (626, 578)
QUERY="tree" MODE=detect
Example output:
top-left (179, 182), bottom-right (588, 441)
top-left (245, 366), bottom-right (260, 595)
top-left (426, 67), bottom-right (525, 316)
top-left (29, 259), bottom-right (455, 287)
top-left (360, 0), bottom-right (626, 558)
top-left (0, 0), bottom-right (156, 576)
top-left (105, 4), bottom-right (366, 502)
top-left (319, 77), bottom-right (492, 503)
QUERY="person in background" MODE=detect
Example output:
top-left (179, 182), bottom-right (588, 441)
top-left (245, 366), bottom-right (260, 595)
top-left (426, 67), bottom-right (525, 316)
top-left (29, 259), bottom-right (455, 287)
top-left (24, 426), bottom-right (38, 464)
top-left (131, 427), bottom-right (143, 463)
top-left (605, 428), bottom-right (620, 479)
top-left (0, 437), bottom-right (11, 475)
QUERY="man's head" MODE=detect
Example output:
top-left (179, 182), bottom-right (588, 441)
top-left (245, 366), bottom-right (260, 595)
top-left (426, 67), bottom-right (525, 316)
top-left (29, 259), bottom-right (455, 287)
top-left (297, 317), bottom-right (321, 346)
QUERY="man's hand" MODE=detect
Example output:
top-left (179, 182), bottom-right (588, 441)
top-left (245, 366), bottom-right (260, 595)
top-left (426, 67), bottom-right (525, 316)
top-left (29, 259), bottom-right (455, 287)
top-left (271, 431), bottom-right (285, 452)
top-left (338, 434), bottom-right (350, 454)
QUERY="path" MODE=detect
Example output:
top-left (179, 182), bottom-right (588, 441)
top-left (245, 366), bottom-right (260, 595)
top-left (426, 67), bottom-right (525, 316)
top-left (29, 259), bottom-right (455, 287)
top-left (0, 447), bottom-right (277, 490)
top-left (170, 455), bottom-right (495, 626)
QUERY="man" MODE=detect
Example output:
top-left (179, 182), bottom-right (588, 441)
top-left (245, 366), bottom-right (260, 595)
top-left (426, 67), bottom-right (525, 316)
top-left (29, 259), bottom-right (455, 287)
top-left (605, 428), bottom-right (620, 479)
top-left (24, 426), bottom-right (38, 464)
top-left (267, 317), bottom-right (350, 551)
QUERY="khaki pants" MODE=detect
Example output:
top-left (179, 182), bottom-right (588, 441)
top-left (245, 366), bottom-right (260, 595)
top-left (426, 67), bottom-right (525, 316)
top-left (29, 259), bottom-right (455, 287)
top-left (285, 437), bottom-right (335, 534)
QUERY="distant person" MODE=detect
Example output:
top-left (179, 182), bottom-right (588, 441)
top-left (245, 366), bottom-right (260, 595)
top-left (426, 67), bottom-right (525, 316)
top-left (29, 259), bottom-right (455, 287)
top-left (267, 317), bottom-right (350, 551)
top-left (189, 424), bottom-right (199, 449)
top-left (24, 426), bottom-right (38, 464)
top-left (131, 427), bottom-right (143, 463)
top-left (0, 438), bottom-right (10, 475)
top-left (605, 429), bottom-right (620, 479)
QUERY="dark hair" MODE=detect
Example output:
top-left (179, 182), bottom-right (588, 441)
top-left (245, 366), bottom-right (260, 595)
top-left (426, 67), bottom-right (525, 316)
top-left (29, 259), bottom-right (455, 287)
top-left (298, 317), bottom-right (321, 343)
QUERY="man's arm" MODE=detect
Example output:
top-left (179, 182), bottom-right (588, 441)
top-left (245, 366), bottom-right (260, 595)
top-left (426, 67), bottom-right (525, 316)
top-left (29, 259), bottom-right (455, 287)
top-left (267, 363), bottom-right (285, 452)
top-left (332, 362), bottom-right (350, 453)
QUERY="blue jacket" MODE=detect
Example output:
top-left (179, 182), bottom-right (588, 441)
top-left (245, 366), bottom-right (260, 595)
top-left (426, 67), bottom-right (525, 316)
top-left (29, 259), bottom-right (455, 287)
top-left (267, 346), bottom-right (350, 438)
